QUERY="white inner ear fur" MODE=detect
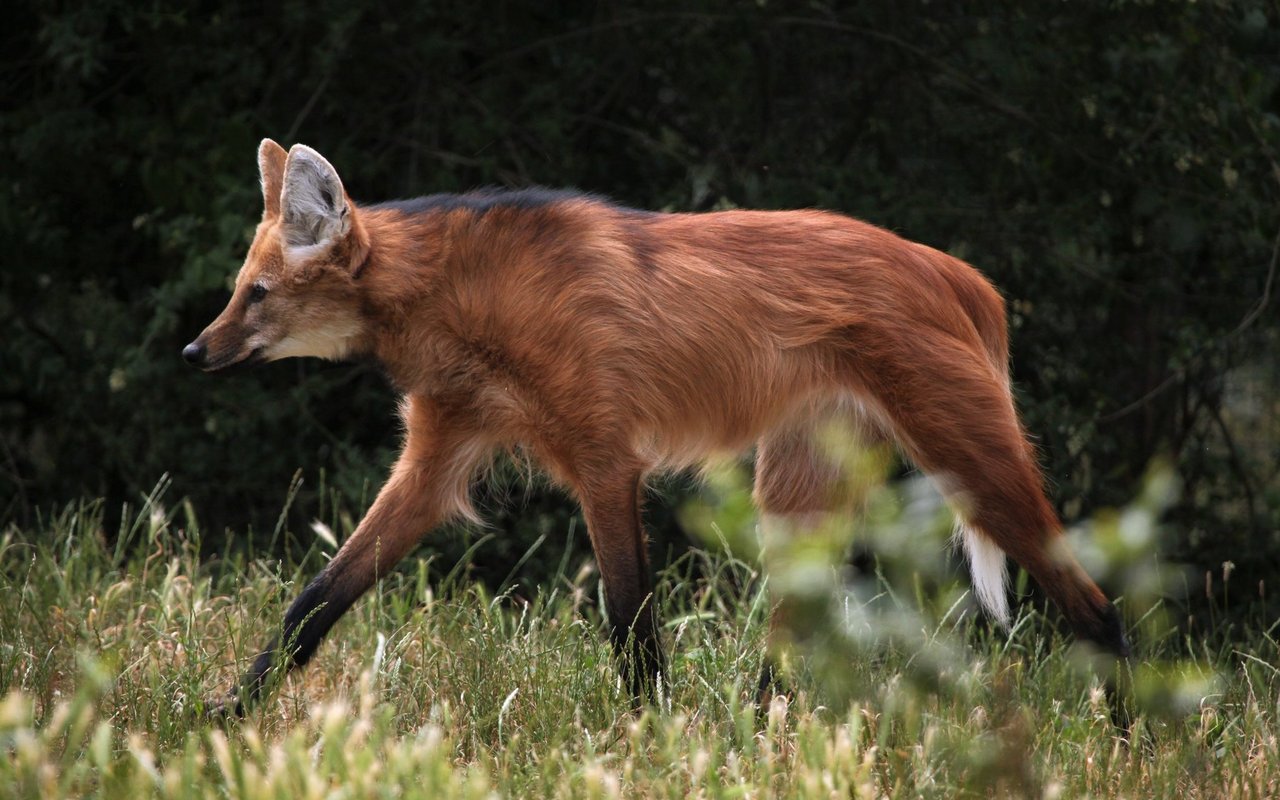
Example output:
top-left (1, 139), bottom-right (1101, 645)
top-left (280, 145), bottom-right (351, 249)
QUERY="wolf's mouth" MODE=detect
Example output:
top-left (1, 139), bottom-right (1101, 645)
top-left (203, 347), bottom-right (264, 374)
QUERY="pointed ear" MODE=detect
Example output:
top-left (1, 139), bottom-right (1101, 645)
top-left (258, 139), bottom-right (287, 219)
top-left (279, 144), bottom-right (351, 248)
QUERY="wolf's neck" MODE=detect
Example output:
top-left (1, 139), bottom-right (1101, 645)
top-left (355, 207), bottom-right (457, 389)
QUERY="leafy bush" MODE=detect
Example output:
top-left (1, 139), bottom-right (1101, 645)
top-left (1, 1), bottom-right (1276, 618)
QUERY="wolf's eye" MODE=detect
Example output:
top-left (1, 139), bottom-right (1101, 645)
top-left (248, 282), bottom-right (268, 303)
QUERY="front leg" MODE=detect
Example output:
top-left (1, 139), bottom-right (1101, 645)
top-left (212, 397), bottom-right (485, 716)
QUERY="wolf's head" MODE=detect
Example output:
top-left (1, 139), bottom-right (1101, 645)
top-left (182, 140), bottom-right (370, 372)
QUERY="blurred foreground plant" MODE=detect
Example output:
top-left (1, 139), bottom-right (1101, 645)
top-left (682, 441), bottom-right (1216, 724)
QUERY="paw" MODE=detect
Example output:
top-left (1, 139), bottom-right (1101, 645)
top-left (200, 692), bottom-right (246, 721)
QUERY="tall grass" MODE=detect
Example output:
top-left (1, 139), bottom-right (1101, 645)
top-left (2, 478), bottom-right (1278, 798)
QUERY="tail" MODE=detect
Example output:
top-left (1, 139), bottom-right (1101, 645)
top-left (955, 522), bottom-right (1011, 627)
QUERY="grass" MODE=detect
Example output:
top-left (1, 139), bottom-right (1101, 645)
top-left (2, 486), bottom-right (1280, 798)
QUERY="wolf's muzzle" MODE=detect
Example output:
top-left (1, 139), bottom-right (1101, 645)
top-left (182, 341), bottom-right (206, 366)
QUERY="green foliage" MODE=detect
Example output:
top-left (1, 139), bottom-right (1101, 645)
top-left (1, 2), bottom-right (1276, 617)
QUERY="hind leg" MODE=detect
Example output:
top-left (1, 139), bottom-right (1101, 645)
top-left (853, 333), bottom-right (1129, 660)
top-left (752, 409), bottom-right (888, 705)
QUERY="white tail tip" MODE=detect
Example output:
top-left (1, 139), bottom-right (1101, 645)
top-left (956, 524), bottom-right (1010, 627)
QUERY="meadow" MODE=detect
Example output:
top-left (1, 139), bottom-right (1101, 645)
top-left (2, 472), bottom-right (1278, 799)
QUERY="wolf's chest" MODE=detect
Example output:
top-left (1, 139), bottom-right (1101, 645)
top-left (413, 335), bottom-right (564, 441)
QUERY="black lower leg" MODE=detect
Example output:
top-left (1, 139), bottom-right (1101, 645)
top-left (212, 567), bottom-right (360, 717)
top-left (755, 656), bottom-right (782, 701)
top-left (609, 600), bottom-right (665, 702)
top-left (1070, 600), bottom-right (1133, 733)
top-left (1097, 603), bottom-right (1134, 732)
top-left (1078, 601), bottom-right (1131, 660)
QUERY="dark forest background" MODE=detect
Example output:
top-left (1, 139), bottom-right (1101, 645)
top-left (2, 2), bottom-right (1277, 618)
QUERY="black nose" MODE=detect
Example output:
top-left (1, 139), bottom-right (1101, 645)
top-left (182, 341), bottom-right (206, 366)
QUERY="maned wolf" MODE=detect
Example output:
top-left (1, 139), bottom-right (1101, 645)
top-left (185, 140), bottom-right (1130, 716)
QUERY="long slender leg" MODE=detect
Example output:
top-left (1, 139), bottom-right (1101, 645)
top-left (573, 466), bottom-right (665, 702)
top-left (213, 396), bottom-right (486, 715)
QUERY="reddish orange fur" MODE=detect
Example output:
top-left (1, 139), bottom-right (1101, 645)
top-left (191, 141), bottom-right (1128, 713)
